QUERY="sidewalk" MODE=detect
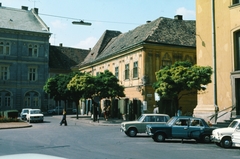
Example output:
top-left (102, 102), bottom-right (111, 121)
top-left (68, 115), bottom-right (123, 126)
top-left (0, 121), bottom-right (32, 129)
top-left (0, 115), bottom-right (123, 129)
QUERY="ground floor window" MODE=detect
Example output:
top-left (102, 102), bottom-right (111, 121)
top-left (0, 91), bottom-right (12, 109)
top-left (24, 91), bottom-right (40, 108)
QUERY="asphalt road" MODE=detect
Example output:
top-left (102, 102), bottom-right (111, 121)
top-left (0, 116), bottom-right (239, 159)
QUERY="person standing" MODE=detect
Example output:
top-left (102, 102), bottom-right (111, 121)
top-left (153, 105), bottom-right (159, 114)
top-left (177, 107), bottom-right (182, 116)
top-left (60, 109), bottom-right (67, 126)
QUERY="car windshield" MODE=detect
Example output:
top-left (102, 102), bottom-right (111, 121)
top-left (137, 115), bottom-right (145, 122)
top-left (228, 121), bottom-right (239, 128)
top-left (23, 110), bottom-right (29, 113)
top-left (166, 117), bottom-right (177, 125)
top-left (30, 110), bottom-right (41, 114)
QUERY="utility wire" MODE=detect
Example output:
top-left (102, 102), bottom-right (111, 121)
top-left (39, 13), bottom-right (141, 25)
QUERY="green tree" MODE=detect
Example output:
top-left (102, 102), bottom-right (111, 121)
top-left (95, 70), bottom-right (125, 99)
top-left (43, 77), bottom-right (61, 104)
top-left (43, 72), bottom-right (83, 111)
top-left (67, 70), bottom-right (125, 119)
top-left (153, 61), bottom-right (213, 114)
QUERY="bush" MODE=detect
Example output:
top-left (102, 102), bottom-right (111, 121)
top-left (0, 117), bottom-right (20, 123)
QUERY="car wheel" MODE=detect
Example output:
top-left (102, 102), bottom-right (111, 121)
top-left (201, 135), bottom-right (211, 143)
top-left (154, 133), bottom-right (165, 142)
top-left (220, 137), bottom-right (232, 148)
top-left (127, 128), bottom-right (137, 137)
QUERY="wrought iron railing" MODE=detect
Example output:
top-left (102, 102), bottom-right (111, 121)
top-left (208, 105), bottom-right (236, 122)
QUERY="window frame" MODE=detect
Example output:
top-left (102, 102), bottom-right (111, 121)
top-left (0, 65), bottom-right (9, 80)
top-left (28, 44), bottom-right (38, 57)
top-left (28, 67), bottom-right (38, 81)
top-left (0, 41), bottom-right (11, 55)
top-left (133, 61), bottom-right (138, 78)
top-left (125, 64), bottom-right (130, 80)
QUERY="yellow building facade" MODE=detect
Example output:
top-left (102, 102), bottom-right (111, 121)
top-left (194, 0), bottom-right (240, 122)
top-left (79, 16), bottom-right (196, 115)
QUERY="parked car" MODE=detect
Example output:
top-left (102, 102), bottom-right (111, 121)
top-left (146, 116), bottom-right (216, 143)
top-left (26, 109), bottom-right (44, 123)
top-left (20, 108), bottom-right (31, 120)
top-left (232, 125), bottom-right (240, 147)
top-left (211, 119), bottom-right (240, 148)
top-left (120, 114), bottom-right (170, 137)
top-left (48, 107), bottom-right (63, 115)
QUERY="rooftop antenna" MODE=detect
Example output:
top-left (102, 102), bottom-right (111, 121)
top-left (29, 0), bottom-right (40, 8)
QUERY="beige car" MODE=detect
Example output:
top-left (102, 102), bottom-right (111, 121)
top-left (120, 114), bottom-right (170, 137)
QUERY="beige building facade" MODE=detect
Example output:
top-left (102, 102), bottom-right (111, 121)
top-left (194, 0), bottom-right (240, 122)
top-left (79, 16), bottom-right (196, 116)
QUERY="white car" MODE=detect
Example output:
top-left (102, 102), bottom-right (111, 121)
top-left (120, 114), bottom-right (170, 137)
top-left (231, 125), bottom-right (240, 147)
top-left (20, 108), bottom-right (31, 120)
top-left (211, 119), bottom-right (240, 148)
top-left (26, 109), bottom-right (44, 123)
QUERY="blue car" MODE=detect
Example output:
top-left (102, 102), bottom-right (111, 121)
top-left (146, 116), bottom-right (216, 143)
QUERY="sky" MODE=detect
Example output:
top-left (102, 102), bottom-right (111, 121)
top-left (0, 0), bottom-right (196, 50)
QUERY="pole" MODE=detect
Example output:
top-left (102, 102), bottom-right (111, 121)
top-left (212, 0), bottom-right (219, 123)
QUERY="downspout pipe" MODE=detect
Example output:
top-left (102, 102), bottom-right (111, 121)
top-left (212, 0), bottom-right (219, 123)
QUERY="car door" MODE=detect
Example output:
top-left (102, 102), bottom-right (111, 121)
top-left (172, 118), bottom-right (190, 138)
top-left (188, 119), bottom-right (203, 139)
top-left (139, 116), bottom-right (153, 133)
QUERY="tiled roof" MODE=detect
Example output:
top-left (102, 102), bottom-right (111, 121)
top-left (80, 30), bottom-right (121, 65)
top-left (80, 16), bottom-right (195, 66)
top-left (49, 45), bottom-right (90, 71)
top-left (0, 5), bottom-right (49, 34)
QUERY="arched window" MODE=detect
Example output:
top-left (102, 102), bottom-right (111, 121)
top-left (0, 91), bottom-right (12, 108)
top-left (24, 91), bottom-right (39, 108)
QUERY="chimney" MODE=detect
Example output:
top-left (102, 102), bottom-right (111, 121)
top-left (0, 3), bottom-right (2, 7)
top-left (174, 15), bottom-right (183, 20)
top-left (146, 20), bottom-right (151, 24)
top-left (33, 8), bottom-right (38, 14)
top-left (59, 43), bottom-right (63, 47)
top-left (21, 6), bottom-right (28, 10)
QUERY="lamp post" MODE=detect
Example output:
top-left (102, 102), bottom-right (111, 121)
top-left (72, 20), bottom-right (92, 26)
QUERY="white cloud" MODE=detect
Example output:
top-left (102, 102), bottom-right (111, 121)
top-left (176, 7), bottom-right (195, 20)
top-left (74, 37), bottom-right (98, 49)
top-left (50, 20), bottom-right (67, 29)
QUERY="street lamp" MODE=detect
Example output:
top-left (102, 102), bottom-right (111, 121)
top-left (72, 20), bottom-right (92, 26)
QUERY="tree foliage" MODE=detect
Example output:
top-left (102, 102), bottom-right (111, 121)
top-left (67, 70), bottom-right (125, 100)
top-left (153, 61), bottom-right (213, 100)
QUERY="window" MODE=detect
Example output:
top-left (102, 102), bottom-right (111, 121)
top-left (133, 61), bottom-right (138, 78)
top-left (0, 41), bottom-right (11, 55)
top-left (24, 92), bottom-right (39, 108)
top-left (0, 91), bottom-right (12, 108)
top-left (125, 64), bottom-right (129, 80)
top-left (234, 31), bottom-right (240, 70)
top-left (233, 0), bottom-right (240, 5)
top-left (162, 53), bottom-right (172, 68)
top-left (5, 92), bottom-right (11, 107)
top-left (115, 66), bottom-right (119, 79)
top-left (28, 67), bottom-right (37, 81)
top-left (0, 66), bottom-right (9, 80)
top-left (28, 44), bottom-right (38, 57)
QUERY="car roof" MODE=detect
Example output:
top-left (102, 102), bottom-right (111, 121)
top-left (142, 114), bottom-right (169, 116)
top-left (233, 119), bottom-right (240, 122)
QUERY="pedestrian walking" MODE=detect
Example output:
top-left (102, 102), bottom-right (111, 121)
top-left (60, 109), bottom-right (67, 126)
